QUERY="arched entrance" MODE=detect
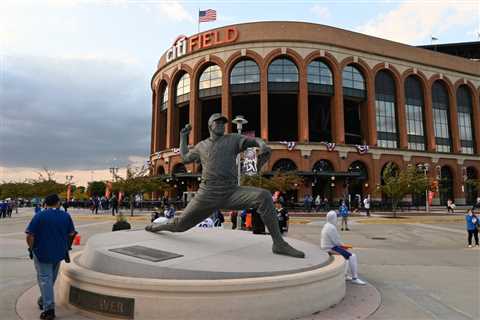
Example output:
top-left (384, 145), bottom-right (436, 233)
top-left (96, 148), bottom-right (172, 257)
top-left (312, 160), bottom-right (334, 201)
top-left (172, 163), bottom-right (187, 200)
top-left (439, 166), bottom-right (454, 206)
top-left (348, 161), bottom-right (368, 206)
top-left (466, 167), bottom-right (478, 205)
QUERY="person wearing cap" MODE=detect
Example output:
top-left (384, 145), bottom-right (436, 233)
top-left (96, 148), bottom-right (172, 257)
top-left (146, 113), bottom-right (305, 258)
top-left (25, 194), bottom-right (76, 320)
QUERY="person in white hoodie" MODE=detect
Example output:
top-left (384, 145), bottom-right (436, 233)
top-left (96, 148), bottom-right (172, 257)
top-left (321, 210), bottom-right (366, 285)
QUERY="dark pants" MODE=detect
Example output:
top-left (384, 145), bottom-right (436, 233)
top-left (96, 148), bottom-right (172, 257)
top-left (331, 246), bottom-right (352, 260)
top-left (112, 206), bottom-right (118, 216)
top-left (467, 229), bottom-right (479, 245)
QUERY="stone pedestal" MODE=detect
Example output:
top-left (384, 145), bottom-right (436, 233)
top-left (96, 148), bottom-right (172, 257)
top-left (56, 228), bottom-right (346, 320)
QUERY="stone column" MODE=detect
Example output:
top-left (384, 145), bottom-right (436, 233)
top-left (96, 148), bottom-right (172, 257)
top-left (189, 74), bottom-right (199, 145)
top-left (260, 65), bottom-right (269, 140)
top-left (472, 90), bottom-right (480, 155)
top-left (151, 91), bottom-right (157, 154)
top-left (449, 92), bottom-right (461, 153)
top-left (221, 70), bottom-right (232, 133)
top-left (166, 82), bottom-right (175, 148)
top-left (423, 86), bottom-right (436, 152)
top-left (298, 65), bottom-right (309, 142)
top-left (396, 83), bottom-right (408, 149)
top-left (365, 76), bottom-right (377, 146)
top-left (331, 71), bottom-right (344, 144)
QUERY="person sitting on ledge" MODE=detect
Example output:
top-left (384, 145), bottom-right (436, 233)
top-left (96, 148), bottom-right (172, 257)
top-left (321, 210), bottom-right (366, 285)
top-left (145, 113), bottom-right (304, 259)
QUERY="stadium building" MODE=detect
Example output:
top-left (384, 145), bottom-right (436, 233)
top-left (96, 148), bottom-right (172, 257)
top-left (150, 21), bottom-right (480, 207)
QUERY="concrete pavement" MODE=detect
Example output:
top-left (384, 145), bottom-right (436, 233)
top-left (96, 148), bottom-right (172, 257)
top-left (1, 208), bottom-right (478, 319)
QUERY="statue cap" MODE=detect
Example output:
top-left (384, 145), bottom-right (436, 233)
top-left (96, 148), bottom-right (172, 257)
top-left (208, 113), bottom-right (228, 127)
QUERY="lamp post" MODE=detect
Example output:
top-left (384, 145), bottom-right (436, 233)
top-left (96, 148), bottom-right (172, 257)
top-left (65, 175), bottom-right (73, 202)
top-left (109, 166), bottom-right (119, 182)
top-left (232, 115), bottom-right (248, 186)
top-left (418, 163), bottom-right (430, 213)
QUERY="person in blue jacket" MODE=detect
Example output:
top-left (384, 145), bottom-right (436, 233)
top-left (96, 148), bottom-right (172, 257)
top-left (465, 209), bottom-right (479, 248)
top-left (339, 200), bottom-right (350, 231)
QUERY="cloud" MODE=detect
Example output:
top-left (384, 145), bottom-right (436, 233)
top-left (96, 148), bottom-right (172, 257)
top-left (157, 1), bottom-right (194, 23)
top-left (356, 0), bottom-right (478, 44)
top-left (310, 5), bottom-right (331, 20)
top-left (0, 54), bottom-right (151, 171)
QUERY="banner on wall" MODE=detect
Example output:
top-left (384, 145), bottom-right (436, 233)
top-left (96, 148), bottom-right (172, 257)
top-left (242, 148), bottom-right (258, 176)
top-left (428, 191), bottom-right (435, 206)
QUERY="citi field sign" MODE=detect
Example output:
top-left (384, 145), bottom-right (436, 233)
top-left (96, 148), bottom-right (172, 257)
top-left (166, 27), bottom-right (239, 63)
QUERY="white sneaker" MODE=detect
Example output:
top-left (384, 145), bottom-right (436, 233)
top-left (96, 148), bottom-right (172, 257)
top-left (468, 245), bottom-right (472, 248)
top-left (351, 278), bottom-right (366, 285)
top-left (345, 275), bottom-right (353, 281)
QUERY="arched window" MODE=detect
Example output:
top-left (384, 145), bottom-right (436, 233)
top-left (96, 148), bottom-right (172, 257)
top-left (268, 58), bottom-right (298, 83)
top-left (457, 86), bottom-right (475, 154)
top-left (230, 59), bottom-right (260, 85)
top-left (432, 81), bottom-right (451, 153)
top-left (342, 65), bottom-right (365, 99)
top-left (160, 85), bottom-right (168, 111)
top-left (272, 159), bottom-right (298, 172)
top-left (199, 64), bottom-right (222, 98)
top-left (175, 73), bottom-right (190, 105)
top-left (308, 60), bottom-right (333, 95)
top-left (405, 76), bottom-right (426, 150)
top-left (267, 57), bottom-right (299, 141)
top-left (375, 70), bottom-right (398, 148)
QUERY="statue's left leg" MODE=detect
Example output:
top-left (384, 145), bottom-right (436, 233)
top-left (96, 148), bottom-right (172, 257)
top-left (223, 186), bottom-right (305, 258)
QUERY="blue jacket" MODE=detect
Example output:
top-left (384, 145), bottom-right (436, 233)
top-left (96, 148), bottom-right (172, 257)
top-left (339, 205), bottom-right (349, 217)
top-left (466, 214), bottom-right (478, 231)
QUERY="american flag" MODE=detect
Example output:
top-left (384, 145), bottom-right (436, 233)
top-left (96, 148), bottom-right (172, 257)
top-left (199, 9), bottom-right (216, 22)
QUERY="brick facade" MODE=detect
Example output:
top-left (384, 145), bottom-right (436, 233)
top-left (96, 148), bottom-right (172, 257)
top-left (149, 22), bottom-right (480, 205)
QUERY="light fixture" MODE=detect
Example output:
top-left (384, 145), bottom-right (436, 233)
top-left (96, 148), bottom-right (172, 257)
top-left (330, 183), bottom-right (335, 187)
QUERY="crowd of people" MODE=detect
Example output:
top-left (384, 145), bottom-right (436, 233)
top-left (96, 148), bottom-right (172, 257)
top-left (0, 200), bottom-right (14, 218)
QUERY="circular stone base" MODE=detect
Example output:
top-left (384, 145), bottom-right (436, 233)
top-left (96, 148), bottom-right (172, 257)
top-left (56, 228), bottom-right (346, 320)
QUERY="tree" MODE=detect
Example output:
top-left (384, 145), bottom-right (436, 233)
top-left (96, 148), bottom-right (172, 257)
top-left (111, 165), bottom-right (170, 216)
top-left (30, 180), bottom-right (67, 198)
top-left (0, 181), bottom-right (33, 213)
top-left (241, 174), bottom-right (277, 192)
top-left (241, 172), bottom-right (303, 193)
top-left (87, 181), bottom-right (106, 197)
top-left (379, 163), bottom-right (428, 217)
top-left (270, 172), bottom-right (304, 193)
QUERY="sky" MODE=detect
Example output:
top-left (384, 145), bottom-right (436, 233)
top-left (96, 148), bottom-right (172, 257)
top-left (0, 0), bottom-right (478, 187)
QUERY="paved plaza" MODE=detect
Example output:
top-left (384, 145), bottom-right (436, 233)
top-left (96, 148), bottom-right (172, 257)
top-left (1, 208), bottom-right (478, 320)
